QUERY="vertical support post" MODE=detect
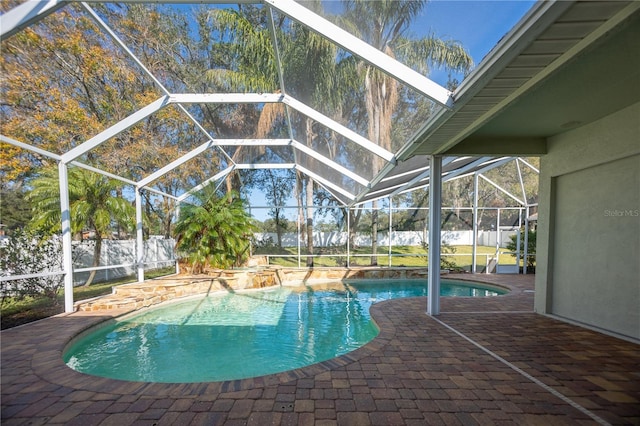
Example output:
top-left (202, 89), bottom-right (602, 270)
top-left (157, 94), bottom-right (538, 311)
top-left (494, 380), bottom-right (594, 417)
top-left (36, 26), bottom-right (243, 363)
top-left (297, 213), bottom-right (301, 268)
top-left (523, 207), bottom-right (530, 275)
top-left (175, 204), bottom-right (180, 274)
top-left (427, 155), bottom-right (442, 316)
top-left (105, 244), bottom-right (110, 282)
top-left (472, 172), bottom-right (479, 273)
top-left (346, 207), bottom-right (351, 268)
top-left (135, 187), bottom-right (144, 282)
top-left (516, 208), bottom-right (522, 273)
top-left (59, 162), bottom-right (74, 313)
top-left (495, 209), bottom-right (501, 267)
top-left (388, 199), bottom-right (393, 268)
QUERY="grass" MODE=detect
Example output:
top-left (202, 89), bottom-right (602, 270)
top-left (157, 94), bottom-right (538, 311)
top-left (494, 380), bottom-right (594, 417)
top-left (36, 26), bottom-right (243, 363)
top-left (0, 267), bottom-right (176, 330)
top-left (254, 245), bottom-right (518, 269)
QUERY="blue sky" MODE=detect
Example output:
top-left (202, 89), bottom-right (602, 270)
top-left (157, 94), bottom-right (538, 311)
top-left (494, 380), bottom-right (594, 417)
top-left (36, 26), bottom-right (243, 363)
top-left (250, 1), bottom-right (536, 220)
top-left (415, 0), bottom-right (536, 85)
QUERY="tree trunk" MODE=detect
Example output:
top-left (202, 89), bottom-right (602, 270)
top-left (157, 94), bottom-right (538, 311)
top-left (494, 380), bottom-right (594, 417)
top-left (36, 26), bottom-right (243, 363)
top-left (349, 208), bottom-right (361, 248)
top-left (296, 171), bottom-right (304, 255)
top-left (84, 235), bottom-right (102, 287)
top-left (371, 200), bottom-right (378, 266)
top-left (275, 209), bottom-right (283, 248)
top-left (304, 116), bottom-right (315, 267)
top-left (306, 178), bottom-right (314, 267)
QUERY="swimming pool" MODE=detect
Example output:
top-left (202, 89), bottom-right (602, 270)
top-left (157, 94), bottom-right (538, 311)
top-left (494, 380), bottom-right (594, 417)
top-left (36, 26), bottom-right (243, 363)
top-left (64, 279), bottom-right (505, 383)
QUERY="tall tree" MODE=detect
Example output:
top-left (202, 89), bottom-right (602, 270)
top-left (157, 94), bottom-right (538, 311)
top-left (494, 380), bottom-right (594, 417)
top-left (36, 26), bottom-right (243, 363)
top-left (0, 4), bottom-right (139, 179)
top-left (204, 6), bottom-right (280, 194)
top-left (208, 3), bottom-right (353, 266)
top-left (342, 0), bottom-right (473, 264)
top-left (283, 4), bottom-right (360, 266)
top-left (259, 169), bottom-right (294, 248)
top-left (1, 3), bottom-right (228, 238)
top-left (26, 166), bottom-right (134, 286)
top-left (0, 183), bottom-right (33, 233)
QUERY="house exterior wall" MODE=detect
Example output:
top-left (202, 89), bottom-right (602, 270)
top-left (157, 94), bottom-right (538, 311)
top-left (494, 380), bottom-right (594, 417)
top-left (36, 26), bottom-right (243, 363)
top-left (535, 101), bottom-right (640, 340)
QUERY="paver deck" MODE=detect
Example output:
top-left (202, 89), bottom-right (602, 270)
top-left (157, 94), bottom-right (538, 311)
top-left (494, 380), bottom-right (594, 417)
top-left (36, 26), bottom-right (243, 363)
top-left (2, 273), bottom-right (639, 425)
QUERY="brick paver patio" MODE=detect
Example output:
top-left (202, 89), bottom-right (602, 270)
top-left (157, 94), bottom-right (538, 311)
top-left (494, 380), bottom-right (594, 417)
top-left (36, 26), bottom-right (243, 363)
top-left (2, 273), bottom-right (639, 425)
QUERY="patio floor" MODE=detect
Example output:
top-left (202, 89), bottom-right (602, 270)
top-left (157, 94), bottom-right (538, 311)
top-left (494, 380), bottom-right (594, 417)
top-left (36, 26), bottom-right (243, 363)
top-left (2, 273), bottom-right (639, 425)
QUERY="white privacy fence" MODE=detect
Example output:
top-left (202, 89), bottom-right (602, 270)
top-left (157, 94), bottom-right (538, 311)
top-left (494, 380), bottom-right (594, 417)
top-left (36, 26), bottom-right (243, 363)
top-left (67, 230), bottom-right (518, 284)
top-left (1, 237), bottom-right (176, 293)
top-left (255, 230), bottom-right (518, 248)
top-left (72, 238), bottom-right (176, 285)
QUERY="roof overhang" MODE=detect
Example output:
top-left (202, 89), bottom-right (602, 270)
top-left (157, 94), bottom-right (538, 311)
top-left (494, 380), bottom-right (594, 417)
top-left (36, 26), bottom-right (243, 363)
top-left (397, 0), bottom-right (640, 160)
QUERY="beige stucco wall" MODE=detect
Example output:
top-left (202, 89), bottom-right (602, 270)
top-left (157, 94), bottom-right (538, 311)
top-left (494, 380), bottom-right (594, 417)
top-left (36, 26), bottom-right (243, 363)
top-left (535, 101), bottom-right (640, 340)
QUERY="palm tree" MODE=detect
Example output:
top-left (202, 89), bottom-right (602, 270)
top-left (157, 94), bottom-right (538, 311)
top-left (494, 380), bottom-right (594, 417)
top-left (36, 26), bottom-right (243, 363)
top-left (27, 166), bottom-right (135, 286)
top-left (174, 189), bottom-right (257, 272)
top-left (283, 14), bottom-right (348, 266)
top-left (343, 0), bottom-right (473, 264)
top-left (205, 6), bottom-right (281, 194)
top-left (209, 3), bottom-right (353, 267)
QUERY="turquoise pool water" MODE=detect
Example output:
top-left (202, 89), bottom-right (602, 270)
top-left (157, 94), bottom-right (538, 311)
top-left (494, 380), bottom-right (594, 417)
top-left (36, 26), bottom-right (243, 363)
top-left (64, 279), bottom-right (504, 383)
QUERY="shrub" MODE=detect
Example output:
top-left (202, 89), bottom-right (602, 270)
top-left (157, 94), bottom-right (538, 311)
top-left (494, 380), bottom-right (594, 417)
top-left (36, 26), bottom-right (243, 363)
top-left (174, 190), bottom-right (258, 272)
top-left (0, 229), bottom-right (64, 305)
top-left (421, 241), bottom-right (462, 272)
top-left (506, 229), bottom-right (537, 271)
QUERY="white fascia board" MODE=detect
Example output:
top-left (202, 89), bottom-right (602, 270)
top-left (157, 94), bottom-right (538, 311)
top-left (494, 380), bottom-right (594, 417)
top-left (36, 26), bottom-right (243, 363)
top-left (263, 0), bottom-right (453, 108)
top-left (1, 0), bottom-right (67, 39)
top-left (283, 95), bottom-right (394, 162)
top-left (291, 139), bottom-right (369, 187)
top-left (178, 166), bottom-right (235, 202)
top-left (169, 93), bottom-right (284, 104)
top-left (295, 164), bottom-right (355, 201)
top-left (0, 135), bottom-right (61, 161)
top-left (439, 1), bottom-right (631, 156)
top-left (61, 95), bottom-right (170, 163)
top-left (137, 140), bottom-right (218, 188)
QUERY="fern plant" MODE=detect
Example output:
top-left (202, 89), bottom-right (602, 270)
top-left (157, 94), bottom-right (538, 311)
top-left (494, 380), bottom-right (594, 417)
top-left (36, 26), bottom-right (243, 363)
top-left (174, 189), bottom-right (257, 273)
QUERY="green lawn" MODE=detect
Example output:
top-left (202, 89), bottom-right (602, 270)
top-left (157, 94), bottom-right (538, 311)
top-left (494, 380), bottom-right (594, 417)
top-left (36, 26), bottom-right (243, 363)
top-left (254, 245), bottom-right (520, 269)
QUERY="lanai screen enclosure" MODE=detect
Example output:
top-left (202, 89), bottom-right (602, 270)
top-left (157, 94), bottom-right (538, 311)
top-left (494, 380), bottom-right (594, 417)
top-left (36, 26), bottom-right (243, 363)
top-left (1, 0), bottom-right (540, 315)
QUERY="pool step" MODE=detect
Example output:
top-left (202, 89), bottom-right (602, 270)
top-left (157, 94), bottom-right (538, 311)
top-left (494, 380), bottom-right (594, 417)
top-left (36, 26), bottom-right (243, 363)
top-left (75, 277), bottom-right (226, 312)
top-left (74, 271), bottom-right (278, 312)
